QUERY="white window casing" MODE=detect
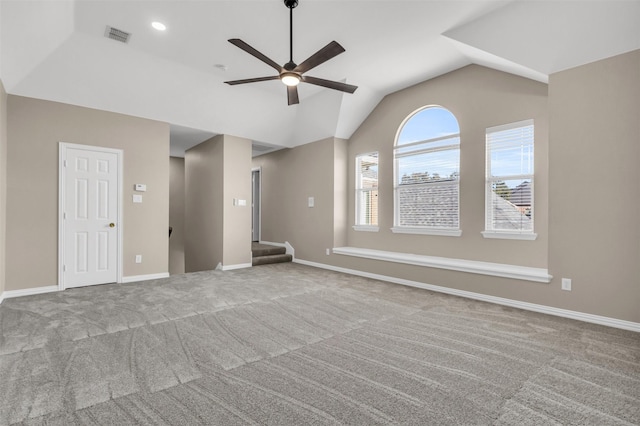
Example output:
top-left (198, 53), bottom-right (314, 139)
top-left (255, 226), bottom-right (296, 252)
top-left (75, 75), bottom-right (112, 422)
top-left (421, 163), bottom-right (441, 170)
top-left (355, 152), bottom-right (379, 229)
top-left (485, 119), bottom-right (536, 240)
top-left (393, 106), bottom-right (461, 235)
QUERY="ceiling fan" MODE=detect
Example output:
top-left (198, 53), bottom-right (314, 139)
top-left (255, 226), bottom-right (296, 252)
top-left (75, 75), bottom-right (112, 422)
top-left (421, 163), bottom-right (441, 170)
top-left (224, 0), bottom-right (358, 105)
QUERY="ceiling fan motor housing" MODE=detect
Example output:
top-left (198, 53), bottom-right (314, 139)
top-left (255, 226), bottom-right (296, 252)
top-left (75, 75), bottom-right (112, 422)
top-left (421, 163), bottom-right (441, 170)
top-left (284, 0), bottom-right (298, 9)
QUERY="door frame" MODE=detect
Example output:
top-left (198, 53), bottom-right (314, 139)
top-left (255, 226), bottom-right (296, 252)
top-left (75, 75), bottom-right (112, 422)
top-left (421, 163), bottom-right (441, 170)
top-left (58, 142), bottom-right (124, 290)
top-left (251, 167), bottom-right (261, 242)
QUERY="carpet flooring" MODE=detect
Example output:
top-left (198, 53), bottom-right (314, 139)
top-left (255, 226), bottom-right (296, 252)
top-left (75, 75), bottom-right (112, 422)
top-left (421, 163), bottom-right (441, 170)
top-left (0, 263), bottom-right (638, 425)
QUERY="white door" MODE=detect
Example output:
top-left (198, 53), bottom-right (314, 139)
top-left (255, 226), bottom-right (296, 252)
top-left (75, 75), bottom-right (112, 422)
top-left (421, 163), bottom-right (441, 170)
top-left (61, 145), bottom-right (120, 288)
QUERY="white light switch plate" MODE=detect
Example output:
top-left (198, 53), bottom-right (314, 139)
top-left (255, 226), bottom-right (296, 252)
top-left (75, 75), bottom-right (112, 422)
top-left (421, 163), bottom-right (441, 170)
top-left (308, 197), bottom-right (314, 208)
top-left (133, 194), bottom-right (143, 203)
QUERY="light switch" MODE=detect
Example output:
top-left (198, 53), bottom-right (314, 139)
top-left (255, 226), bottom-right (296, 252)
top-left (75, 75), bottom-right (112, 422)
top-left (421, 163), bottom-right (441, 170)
top-left (134, 184), bottom-right (147, 192)
top-left (133, 194), bottom-right (143, 203)
top-left (308, 197), bottom-right (314, 208)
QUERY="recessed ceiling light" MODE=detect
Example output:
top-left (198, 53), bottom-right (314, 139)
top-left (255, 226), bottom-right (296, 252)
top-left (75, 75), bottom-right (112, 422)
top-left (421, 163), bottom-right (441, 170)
top-left (151, 21), bottom-right (166, 31)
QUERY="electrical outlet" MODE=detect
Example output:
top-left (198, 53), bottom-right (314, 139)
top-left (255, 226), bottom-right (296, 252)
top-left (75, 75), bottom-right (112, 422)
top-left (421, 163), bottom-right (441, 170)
top-left (561, 278), bottom-right (571, 291)
top-left (326, 248), bottom-right (330, 255)
top-left (135, 255), bottom-right (142, 264)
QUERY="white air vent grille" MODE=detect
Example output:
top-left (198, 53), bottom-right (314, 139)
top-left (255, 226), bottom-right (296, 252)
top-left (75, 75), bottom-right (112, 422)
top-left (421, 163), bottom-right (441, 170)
top-left (105, 26), bottom-right (131, 43)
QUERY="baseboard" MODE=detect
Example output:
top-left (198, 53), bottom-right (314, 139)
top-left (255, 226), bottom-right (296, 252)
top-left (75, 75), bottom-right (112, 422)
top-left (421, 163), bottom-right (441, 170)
top-left (121, 272), bottom-right (170, 283)
top-left (293, 258), bottom-right (640, 333)
top-left (220, 263), bottom-right (252, 271)
top-left (1, 285), bottom-right (60, 301)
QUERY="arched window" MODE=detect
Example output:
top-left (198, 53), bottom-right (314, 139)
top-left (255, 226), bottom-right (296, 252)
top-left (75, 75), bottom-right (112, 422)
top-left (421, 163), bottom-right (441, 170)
top-left (392, 106), bottom-right (461, 235)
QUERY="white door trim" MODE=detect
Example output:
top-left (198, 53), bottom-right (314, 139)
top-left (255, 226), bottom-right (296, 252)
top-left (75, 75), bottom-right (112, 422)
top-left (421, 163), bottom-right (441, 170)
top-left (251, 166), bottom-right (262, 242)
top-left (58, 142), bottom-right (123, 290)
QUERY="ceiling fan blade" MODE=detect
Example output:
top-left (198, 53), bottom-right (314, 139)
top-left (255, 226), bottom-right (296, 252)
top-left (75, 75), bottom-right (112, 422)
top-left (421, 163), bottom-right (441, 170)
top-left (228, 39), bottom-right (283, 73)
top-left (294, 41), bottom-right (345, 74)
top-left (224, 76), bottom-right (280, 85)
top-left (287, 85), bottom-right (299, 105)
top-left (302, 76), bottom-right (358, 94)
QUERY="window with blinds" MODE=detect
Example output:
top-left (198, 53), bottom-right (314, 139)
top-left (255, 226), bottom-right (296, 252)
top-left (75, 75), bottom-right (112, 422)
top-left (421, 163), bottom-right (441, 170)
top-left (393, 106), bottom-right (460, 234)
top-left (355, 152), bottom-right (379, 227)
top-left (485, 119), bottom-right (534, 235)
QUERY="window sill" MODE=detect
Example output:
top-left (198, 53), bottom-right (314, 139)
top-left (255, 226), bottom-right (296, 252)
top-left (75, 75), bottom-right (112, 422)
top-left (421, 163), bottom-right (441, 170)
top-left (482, 231), bottom-right (538, 241)
top-left (332, 246), bottom-right (551, 283)
top-left (391, 227), bottom-right (462, 237)
top-left (353, 225), bottom-right (379, 232)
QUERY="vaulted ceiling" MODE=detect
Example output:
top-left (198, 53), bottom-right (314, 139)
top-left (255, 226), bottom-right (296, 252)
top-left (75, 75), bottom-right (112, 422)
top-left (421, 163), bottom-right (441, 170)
top-left (2, 0), bottom-right (639, 156)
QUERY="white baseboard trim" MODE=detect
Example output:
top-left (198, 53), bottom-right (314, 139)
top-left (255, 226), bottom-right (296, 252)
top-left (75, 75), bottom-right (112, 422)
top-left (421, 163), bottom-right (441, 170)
top-left (333, 246), bottom-right (552, 283)
top-left (293, 258), bottom-right (640, 333)
top-left (220, 263), bottom-right (252, 271)
top-left (1, 285), bottom-right (60, 301)
top-left (121, 272), bottom-right (170, 283)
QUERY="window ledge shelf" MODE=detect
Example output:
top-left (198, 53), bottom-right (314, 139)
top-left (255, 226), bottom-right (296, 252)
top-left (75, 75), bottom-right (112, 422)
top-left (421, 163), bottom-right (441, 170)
top-left (332, 246), bottom-right (551, 283)
top-left (353, 225), bottom-right (380, 232)
top-left (482, 231), bottom-right (538, 241)
top-left (391, 227), bottom-right (462, 237)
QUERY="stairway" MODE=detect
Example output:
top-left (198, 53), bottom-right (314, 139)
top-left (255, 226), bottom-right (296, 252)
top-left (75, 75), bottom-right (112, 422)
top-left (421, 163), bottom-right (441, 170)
top-left (252, 242), bottom-right (292, 266)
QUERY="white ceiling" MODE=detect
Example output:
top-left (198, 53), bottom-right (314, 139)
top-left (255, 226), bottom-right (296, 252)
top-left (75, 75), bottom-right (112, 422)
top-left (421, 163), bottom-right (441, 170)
top-left (2, 0), bottom-right (639, 156)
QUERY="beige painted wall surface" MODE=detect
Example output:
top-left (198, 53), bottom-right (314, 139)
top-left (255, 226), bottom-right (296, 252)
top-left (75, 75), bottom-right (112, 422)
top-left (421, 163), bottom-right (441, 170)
top-left (0, 81), bottom-right (7, 296)
top-left (169, 157), bottom-right (185, 274)
top-left (6, 95), bottom-right (170, 291)
top-left (221, 135), bottom-right (252, 267)
top-left (252, 137), bottom-right (337, 263)
top-left (346, 65), bottom-right (549, 268)
top-left (333, 138), bottom-right (348, 249)
top-left (185, 135), bottom-right (223, 272)
top-left (548, 50), bottom-right (640, 322)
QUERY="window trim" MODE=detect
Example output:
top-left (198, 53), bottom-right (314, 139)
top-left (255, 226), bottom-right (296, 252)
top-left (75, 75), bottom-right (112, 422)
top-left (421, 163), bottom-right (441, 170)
top-left (355, 151), bottom-right (379, 228)
top-left (393, 105), bottom-right (461, 234)
top-left (485, 119), bottom-right (535, 239)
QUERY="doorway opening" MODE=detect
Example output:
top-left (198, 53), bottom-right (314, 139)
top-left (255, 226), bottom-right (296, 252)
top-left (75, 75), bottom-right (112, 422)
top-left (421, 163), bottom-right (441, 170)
top-left (251, 168), bottom-right (261, 242)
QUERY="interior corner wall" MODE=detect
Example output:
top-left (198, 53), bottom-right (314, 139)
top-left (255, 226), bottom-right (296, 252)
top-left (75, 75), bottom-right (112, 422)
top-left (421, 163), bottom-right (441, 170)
top-left (6, 95), bottom-right (170, 291)
top-left (252, 137), bottom-right (339, 262)
top-left (548, 49), bottom-right (640, 323)
top-left (333, 138), bottom-right (348, 249)
top-left (185, 135), bottom-right (224, 272)
top-left (0, 81), bottom-right (7, 297)
top-left (184, 134), bottom-right (251, 272)
top-left (221, 135), bottom-right (252, 267)
top-left (169, 157), bottom-right (185, 275)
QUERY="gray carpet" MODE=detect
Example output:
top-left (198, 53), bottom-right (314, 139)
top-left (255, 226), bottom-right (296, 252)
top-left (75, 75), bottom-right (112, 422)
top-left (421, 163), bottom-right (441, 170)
top-left (0, 263), bottom-right (638, 425)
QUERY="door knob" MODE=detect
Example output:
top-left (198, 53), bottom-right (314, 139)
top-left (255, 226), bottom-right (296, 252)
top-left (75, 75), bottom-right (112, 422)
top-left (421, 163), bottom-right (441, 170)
top-left (109, 223), bottom-right (115, 228)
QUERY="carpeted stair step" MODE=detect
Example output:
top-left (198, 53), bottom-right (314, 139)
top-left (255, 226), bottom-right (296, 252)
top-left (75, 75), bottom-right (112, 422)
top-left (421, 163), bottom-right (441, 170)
top-left (252, 245), bottom-right (286, 257)
top-left (252, 253), bottom-right (292, 266)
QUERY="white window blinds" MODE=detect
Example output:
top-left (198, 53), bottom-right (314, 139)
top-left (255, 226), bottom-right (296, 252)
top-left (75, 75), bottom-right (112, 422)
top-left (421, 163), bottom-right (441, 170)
top-left (394, 107), bottom-right (460, 232)
top-left (355, 152), bottom-right (378, 226)
top-left (485, 119), bottom-right (534, 233)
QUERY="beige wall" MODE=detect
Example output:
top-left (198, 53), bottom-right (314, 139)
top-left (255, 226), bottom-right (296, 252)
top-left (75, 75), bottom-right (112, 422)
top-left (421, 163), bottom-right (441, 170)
top-left (548, 50), bottom-right (640, 322)
top-left (222, 135), bottom-right (252, 267)
top-left (169, 157), bottom-right (185, 274)
top-left (185, 134), bottom-right (251, 272)
top-left (185, 135), bottom-right (224, 272)
top-left (0, 81), bottom-right (7, 296)
top-left (252, 137), bottom-right (346, 263)
top-left (257, 60), bottom-right (639, 323)
top-left (6, 95), bottom-right (170, 291)
top-left (346, 65), bottom-right (549, 267)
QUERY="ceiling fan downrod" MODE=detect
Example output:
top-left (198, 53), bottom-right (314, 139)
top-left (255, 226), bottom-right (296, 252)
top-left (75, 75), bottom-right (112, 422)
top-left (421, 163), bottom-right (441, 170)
top-left (284, 0), bottom-right (298, 70)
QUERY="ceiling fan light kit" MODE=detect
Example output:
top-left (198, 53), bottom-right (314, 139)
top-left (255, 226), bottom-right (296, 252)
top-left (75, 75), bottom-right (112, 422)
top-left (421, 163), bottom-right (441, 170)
top-left (224, 0), bottom-right (357, 105)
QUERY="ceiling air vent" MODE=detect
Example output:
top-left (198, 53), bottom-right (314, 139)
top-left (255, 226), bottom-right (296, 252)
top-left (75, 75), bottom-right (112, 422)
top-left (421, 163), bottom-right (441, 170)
top-left (105, 26), bottom-right (131, 44)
